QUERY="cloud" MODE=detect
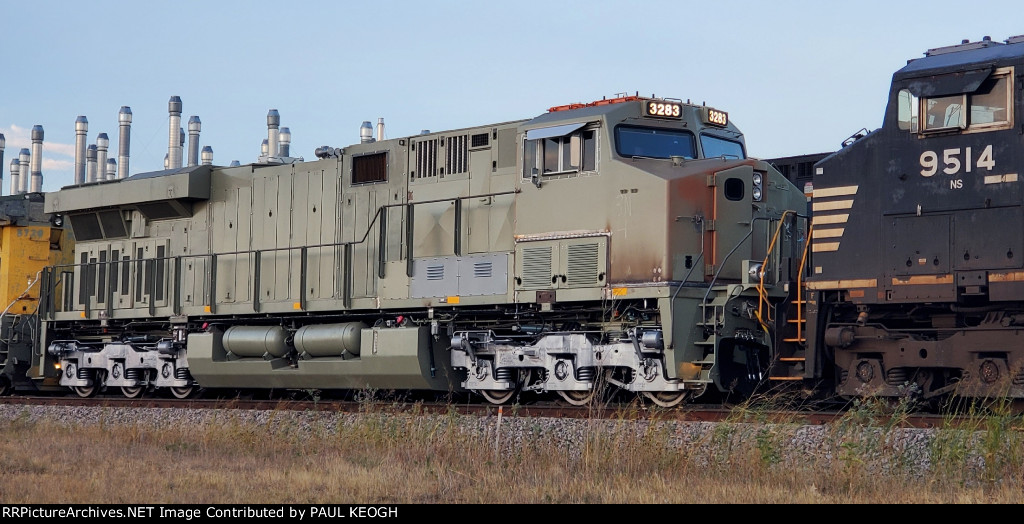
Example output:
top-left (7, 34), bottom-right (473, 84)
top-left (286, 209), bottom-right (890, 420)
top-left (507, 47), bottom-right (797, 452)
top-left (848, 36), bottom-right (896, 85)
top-left (2, 124), bottom-right (76, 160)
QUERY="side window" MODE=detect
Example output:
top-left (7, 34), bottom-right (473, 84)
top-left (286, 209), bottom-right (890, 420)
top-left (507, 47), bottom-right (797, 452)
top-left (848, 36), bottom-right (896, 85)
top-left (924, 95), bottom-right (965, 131)
top-left (970, 74), bottom-right (1010, 126)
top-left (523, 129), bottom-right (598, 177)
top-left (897, 89), bottom-right (919, 131)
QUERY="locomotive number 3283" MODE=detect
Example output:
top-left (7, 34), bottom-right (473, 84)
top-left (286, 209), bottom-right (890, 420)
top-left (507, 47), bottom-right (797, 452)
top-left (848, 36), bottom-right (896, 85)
top-left (920, 144), bottom-right (995, 177)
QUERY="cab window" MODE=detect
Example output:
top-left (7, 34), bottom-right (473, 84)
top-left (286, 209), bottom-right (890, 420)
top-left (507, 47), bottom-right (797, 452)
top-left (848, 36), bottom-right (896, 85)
top-left (700, 134), bottom-right (745, 159)
top-left (523, 129), bottom-right (597, 177)
top-left (914, 68), bottom-right (1013, 134)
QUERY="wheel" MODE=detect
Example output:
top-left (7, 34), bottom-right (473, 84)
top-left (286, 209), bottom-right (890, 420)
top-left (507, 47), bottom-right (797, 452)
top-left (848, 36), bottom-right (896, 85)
top-left (643, 390), bottom-right (688, 408)
top-left (0, 377), bottom-right (11, 396)
top-left (558, 389), bottom-right (597, 406)
top-left (120, 386), bottom-right (144, 399)
top-left (478, 389), bottom-right (515, 405)
top-left (73, 385), bottom-right (98, 398)
top-left (169, 385), bottom-right (196, 399)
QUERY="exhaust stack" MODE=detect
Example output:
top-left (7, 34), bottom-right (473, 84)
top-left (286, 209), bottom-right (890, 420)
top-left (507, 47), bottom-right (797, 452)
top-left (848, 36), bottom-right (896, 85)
top-left (117, 107), bottom-right (131, 179)
top-left (30, 125), bottom-right (44, 192)
top-left (167, 96), bottom-right (182, 169)
top-left (75, 116), bottom-right (88, 184)
top-left (201, 145), bottom-right (213, 165)
top-left (187, 116), bottom-right (201, 167)
top-left (360, 121), bottom-right (374, 143)
top-left (279, 127), bottom-right (291, 158)
top-left (95, 133), bottom-right (109, 184)
top-left (86, 145), bottom-right (98, 183)
top-left (267, 109), bottom-right (280, 157)
top-left (0, 133), bottom-right (4, 195)
top-left (106, 158), bottom-right (117, 180)
top-left (18, 148), bottom-right (30, 194)
top-left (9, 159), bottom-right (17, 196)
top-left (376, 118), bottom-right (385, 141)
top-left (261, 139), bottom-right (268, 157)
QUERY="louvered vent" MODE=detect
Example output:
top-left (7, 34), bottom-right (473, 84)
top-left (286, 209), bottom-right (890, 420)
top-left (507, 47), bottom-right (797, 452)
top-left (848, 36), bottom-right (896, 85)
top-left (473, 261), bottom-right (492, 278)
top-left (446, 135), bottom-right (468, 175)
top-left (415, 139), bottom-right (439, 178)
top-left (521, 246), bottom-right (552, 288)
top-left (426, 265), bottom-right (445, 280)
top-left (566, 243), bottom-right (599, 286)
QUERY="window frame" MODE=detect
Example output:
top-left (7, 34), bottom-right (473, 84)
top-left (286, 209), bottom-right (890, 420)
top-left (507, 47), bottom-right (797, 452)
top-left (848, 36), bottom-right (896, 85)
top-left (912, 66), bottom-right (1014, 136)
top-left (522, 125), bottom-right (599, 179)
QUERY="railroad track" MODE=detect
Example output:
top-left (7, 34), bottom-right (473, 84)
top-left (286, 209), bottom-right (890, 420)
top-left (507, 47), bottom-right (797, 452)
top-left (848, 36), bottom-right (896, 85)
top-left (0, 393), bottom-right (993, 429)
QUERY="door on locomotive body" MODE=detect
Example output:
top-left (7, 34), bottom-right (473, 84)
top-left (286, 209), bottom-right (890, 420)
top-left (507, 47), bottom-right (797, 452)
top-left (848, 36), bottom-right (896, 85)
top-left (709, 166), bottom-right (753, 281)
top-left (108, 240), bottom-right (135, 310)
top-left (127, 239), bottom-right (171, 312)
top-left (344, 150), bottom-right (393, 299)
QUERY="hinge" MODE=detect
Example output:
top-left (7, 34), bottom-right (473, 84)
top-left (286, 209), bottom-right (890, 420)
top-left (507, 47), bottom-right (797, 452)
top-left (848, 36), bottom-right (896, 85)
top-left (704, 219), bottom-right (716, 231)
top-left (705, 264), bottom-right (716, 277)
top-left (706, 174), bottom-right (716, 187)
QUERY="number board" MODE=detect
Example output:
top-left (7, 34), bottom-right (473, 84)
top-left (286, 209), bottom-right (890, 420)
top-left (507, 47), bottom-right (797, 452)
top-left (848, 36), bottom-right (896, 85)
top-left (644, 101), bottom-right (682, 119)
top-left (701, 107), bottom-right (729, 127)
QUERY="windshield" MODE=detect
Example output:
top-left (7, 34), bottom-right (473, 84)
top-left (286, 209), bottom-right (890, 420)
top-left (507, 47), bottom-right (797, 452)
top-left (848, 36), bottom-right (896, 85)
top-left (700, 134), bottom-right (745, 159)
top-left (614, 126), bottom-right (696, 159)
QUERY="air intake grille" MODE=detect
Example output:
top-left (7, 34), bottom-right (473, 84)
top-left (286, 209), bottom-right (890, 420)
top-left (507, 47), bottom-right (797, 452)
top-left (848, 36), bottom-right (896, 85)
top-left (446, 135), bottom-right (468, 175)
top-left (521, 246), bottom-right (552, 288)
top-left (415, 139), bottom-right (438, 179)
top-left (566, 243), bottom-right (599, 286)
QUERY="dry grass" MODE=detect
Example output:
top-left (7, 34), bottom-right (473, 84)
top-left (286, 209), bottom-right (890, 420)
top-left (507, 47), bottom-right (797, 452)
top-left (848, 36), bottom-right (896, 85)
top-left (2, 398), bottom-right (1024, 504)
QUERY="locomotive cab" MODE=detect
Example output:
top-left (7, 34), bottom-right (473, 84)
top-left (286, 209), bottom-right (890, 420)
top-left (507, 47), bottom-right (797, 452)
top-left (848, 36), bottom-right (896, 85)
top-left (809, 35), bottom-right (1024, 402)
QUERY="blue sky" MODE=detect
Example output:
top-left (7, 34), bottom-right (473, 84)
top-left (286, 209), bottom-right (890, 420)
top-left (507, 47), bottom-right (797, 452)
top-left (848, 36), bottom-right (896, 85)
top-left (2, 0), bottom-right (1021, 192)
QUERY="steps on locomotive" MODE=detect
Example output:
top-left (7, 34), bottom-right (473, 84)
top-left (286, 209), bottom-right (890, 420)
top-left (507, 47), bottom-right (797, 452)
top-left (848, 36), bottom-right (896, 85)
top-left (769, 294), bottom-right (808, 381)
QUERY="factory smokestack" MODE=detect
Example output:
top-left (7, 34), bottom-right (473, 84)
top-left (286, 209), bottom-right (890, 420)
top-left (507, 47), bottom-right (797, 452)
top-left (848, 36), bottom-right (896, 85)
top-left (267, 109), bottom-right (280, 157)
top-left (86, 144), bottom-right (98, 183)
top-left (0, 133), bottom-right (4, 196)
top-left (279, 127), bottom-right (291, 158)
top-left (74, 116), bottom-right (88, 185)
top-left (201, 145), bottom-right (213, 166)
top-left (117, 106), bottom-right (131, 179)
top-left (376, 118), bottom-right (385, 141)
top-left (187, 116), bottom-right (201, 167)
top-left (261, 139), bottom-right (268, 157)
top-left (96, 133), bottom-right (109, 184)
top-left (30, 125), bottom-right (43, 193)
top-left (167, 96), bottom-right (182, 169)
top-left (106, 158), bottom-right (117, 180)
top-left (18, 148), bottom-right (29, 194)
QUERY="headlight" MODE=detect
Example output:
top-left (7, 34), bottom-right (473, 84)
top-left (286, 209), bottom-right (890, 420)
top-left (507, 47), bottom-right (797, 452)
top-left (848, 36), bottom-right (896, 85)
top-left (752, 187), bottom-right (763, 201)
top-left (752, 173), bottom-right (762, 185)
top-left (748, 262), bottom-right (764, 281)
